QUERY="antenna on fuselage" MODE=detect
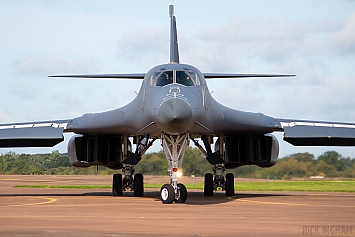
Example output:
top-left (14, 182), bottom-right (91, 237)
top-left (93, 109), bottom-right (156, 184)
top-left (169, 5), bottom-right (180, 64)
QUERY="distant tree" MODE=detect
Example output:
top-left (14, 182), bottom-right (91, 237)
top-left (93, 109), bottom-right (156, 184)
top-left (136, 151), bottom-right (167, 175)
top-left (286, 152), bottom-right (315, 163)
top-left (315, 160), bottom-right (338, 177)
top-left (182, 147), bottom-right (210, 176)
top-left (0, 149), bottom-right (354, 178)
top-left (318, 151), bottom-right (345, 172)
top-left (231, 165), bottom-right (259, 178)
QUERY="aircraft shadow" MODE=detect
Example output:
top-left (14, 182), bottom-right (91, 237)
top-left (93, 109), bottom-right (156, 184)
top-left (0, 190), bottom-right (292, 205)
top-left (87, 190), bottom-right (293, 205)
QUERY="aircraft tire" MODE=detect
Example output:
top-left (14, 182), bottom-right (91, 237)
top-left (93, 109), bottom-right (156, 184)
top-left (204, 173), bottom-right (214, 196)
top-left (134, 173), bottom-right (144, 197)
top-left (160, 184), bottom-right (175, 204)
top-left (225, 173), bottom-right (235, 196)
top-left (175, 183), bottom-right (187, 203)
top-left (112, 173), bottom-right (123, 196)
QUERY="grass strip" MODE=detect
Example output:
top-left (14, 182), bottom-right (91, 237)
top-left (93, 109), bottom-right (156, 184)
top-left (14, 180), bottom-right (355, 192)
top-left (235, 181), bottom-right (355, 192)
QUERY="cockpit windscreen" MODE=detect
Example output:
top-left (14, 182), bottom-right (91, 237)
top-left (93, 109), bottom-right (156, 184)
top-left (151, 69), bottom-right (199, 87)
top-left (155, 71), bottom-right (173, 86)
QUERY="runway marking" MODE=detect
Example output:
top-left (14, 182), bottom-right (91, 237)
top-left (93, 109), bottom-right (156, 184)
top-left (236, 198), bottom-right (307, 206)
top-left (9, 197), bottom-right (57, 207)
top-left (2, 178), bottom-right (52, 182)
top-left (233, 198), bottom-right (355, 208)
top-left (1, 178), bottom-right (74, 183)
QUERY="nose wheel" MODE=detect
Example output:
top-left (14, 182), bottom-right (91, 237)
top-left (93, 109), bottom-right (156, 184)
top-left (160, 184), bottom-right (175, 204)
top-left (176, 183), bottom-right (187, 203)
top-left (160, 183), bottom-right (187, 204)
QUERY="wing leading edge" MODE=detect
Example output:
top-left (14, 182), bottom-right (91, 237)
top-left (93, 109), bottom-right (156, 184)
top-left (49, 74), bottom-right (146, 79)
top-left (49, 73), bottom-right (295, 79)
top-left (203, 73), bottom-right (296, 79)
top-left (276, 118), bottom-right (355, 146)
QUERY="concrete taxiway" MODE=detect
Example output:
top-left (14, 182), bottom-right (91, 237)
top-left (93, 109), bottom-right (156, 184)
top-left (0, 175), bottom-right (354, 237)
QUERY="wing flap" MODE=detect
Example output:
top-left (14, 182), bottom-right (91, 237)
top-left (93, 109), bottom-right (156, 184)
top-left (0, 120), bottom-right (69, 148)
top-left (0, 127), bottom-right (64, 148)
top-left (283, 125), bottom-right (355, 146)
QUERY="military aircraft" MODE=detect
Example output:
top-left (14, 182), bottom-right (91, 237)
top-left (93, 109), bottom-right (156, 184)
top-left (1, 5), bottom-right (355, 204)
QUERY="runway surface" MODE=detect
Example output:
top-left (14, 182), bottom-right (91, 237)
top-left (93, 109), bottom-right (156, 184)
top-left (0, 175), bottom-right (354, 237)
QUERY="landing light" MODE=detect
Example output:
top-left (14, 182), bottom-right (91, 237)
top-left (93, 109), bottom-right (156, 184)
top-left (176, 170), bottom-right (183, 178)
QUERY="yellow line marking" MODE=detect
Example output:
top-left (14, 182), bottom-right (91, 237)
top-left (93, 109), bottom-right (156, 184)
top-left (10, 197), bottom-right (57, 207)
top-left (236, 199), bottom-right (307, 206)
top-left (2, 178), bottom-right (74, 182)
top-left (233, 198), bottom-right (355, 208)
top-left (2, 178), bottom-right (54, 182)
top-left (1, 178), bottom-right (23, 181)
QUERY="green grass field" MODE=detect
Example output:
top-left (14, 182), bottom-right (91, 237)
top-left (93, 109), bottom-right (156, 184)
top-left (14, 180), bottom-right (355, 192)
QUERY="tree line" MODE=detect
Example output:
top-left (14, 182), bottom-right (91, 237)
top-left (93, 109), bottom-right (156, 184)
top-left (0, 148), bottom-right (354, 179)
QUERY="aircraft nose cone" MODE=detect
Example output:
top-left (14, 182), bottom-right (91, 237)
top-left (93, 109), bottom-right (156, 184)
top-left (156, 98), bottom-right (194, 134)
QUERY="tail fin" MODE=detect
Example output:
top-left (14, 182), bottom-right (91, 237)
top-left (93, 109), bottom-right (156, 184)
top-left (169, 5), bottom-right (179, 64)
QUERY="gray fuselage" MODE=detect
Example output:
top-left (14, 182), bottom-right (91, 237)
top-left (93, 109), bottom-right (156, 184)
top-left (68, 63), bottom-right (276, 138)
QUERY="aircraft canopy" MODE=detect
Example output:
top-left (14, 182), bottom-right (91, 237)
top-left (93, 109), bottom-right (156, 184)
top-left (150, 69), bottom-right (200, 87)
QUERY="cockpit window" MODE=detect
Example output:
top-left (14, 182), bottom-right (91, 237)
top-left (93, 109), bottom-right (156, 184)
top-left (154, 71), bottom-right (173, 86)
top-left (176, 71), bottom-right (195, 86)
top-left (151, 69), bottom-right (200, 87)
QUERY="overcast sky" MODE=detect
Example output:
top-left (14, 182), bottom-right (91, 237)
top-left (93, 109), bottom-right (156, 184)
top-left (1, 0), bottom-right (355, 159)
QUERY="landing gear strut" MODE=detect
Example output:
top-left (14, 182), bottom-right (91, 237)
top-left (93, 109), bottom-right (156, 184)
top-left (160, 133), bottom-right (189, 204)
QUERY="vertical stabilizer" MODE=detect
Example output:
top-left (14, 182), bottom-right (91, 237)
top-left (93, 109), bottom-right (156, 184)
top-left (169, 5), bottom-right (180, 64)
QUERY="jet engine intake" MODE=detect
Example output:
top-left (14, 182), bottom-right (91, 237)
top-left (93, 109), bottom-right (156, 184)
top-left (68, 135), bottom-right (123, 169)
top-left (223, 134), bottom-right (279, 168)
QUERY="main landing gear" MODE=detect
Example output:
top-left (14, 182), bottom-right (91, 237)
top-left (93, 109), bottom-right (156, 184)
top-left (193, 136), bottom-right (235, 197)
top-left (160, 133), bottom-right (189, 204)
top-left (112, 134), bottom-right (154, 197)
top-left (112, 165), bottom-right (144, 197)
top-left (204, 164), bottom-right (235, 197)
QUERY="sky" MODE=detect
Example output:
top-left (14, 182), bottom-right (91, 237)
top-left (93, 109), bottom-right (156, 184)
top-left (1, 0), bottom-right (355, 159)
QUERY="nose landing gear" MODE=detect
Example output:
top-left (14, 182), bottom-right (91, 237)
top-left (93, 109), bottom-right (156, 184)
top-left (160, 132), bottom-right (189, 204)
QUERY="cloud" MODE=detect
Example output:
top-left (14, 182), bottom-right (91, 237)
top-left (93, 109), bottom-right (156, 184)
top-left (329, 11), bottom-right (355, 57)
top-left (116, 27), bottom-right (168, 69)
top-left (9, 84), bottom-right (40, 100)
top-left (181, 11), bottom-right (355, 71)
top-left (0, 109), bottom-right (14, 123)
top-left (11, 55), bottom-right (101, 77)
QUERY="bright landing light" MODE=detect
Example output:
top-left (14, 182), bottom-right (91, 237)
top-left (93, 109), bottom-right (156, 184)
top-left (176, 170), bottom-right (183, 178)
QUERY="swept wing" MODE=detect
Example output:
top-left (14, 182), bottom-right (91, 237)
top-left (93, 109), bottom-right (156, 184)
top-left (0, 120), bottom-right (70, 147)
top-left (203, 73), bottom-right (295, 79)
top-left (275, 118), bottom-right (355, 146)
top-left (49, 73), bottom-right (146, 79)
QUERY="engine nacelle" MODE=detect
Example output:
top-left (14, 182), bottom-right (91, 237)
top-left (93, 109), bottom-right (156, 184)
top-left (68, 135), bottom-right (123, 169)
top-left (222, 134), bottom-right (279, 169)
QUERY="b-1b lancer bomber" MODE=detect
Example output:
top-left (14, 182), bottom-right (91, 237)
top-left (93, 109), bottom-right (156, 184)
top-left (1, 5), bottom-right (355, 204)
